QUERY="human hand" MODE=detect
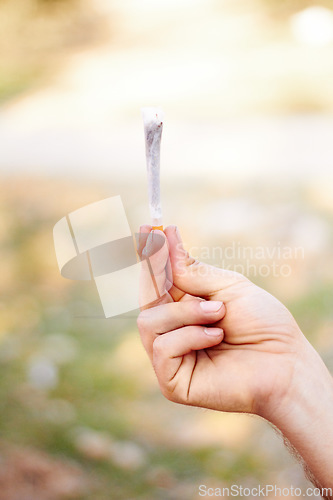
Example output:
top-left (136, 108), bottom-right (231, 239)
top-left (137, 225), bottom-right (311, 417)
top-left (137, 225), bottom-right (333, 489)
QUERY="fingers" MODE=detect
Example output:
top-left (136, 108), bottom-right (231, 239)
top-left (138, 228), bottom-right (172, 310)
top-left (137, 299), bottom-right (226, 361)
top-left (137, 224), bottom-right (152, 257)
top-left (164, 225), bottom-right (247, 298)
top-left (153, 325), bottom-right (224, 398)
top-left (142, 229), bottom-right (169, 276)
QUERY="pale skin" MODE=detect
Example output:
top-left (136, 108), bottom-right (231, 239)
top-left (137, 225), bottom-right (333, 492)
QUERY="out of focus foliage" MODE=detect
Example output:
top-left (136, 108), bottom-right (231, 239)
top-left (0, 0), bottom-right (108, 101)
top-left (261, 0), bottom-right (333, 15)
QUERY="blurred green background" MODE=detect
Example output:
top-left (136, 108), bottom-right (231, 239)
top-left (0, 0), bottom-right (333, 499)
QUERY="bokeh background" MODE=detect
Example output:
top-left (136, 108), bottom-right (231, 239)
top-left (1, 0), bottom-right (333, 498)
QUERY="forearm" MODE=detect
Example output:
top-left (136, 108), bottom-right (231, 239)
top-left (263, 341), bottom-right (333, 491)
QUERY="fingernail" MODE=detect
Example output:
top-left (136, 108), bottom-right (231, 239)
top-left (204, 327), bottom-right (223, 337)
top-left (200, 301), bottom-right (223, 312)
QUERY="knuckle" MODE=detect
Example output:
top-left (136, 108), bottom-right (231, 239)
top-left (159, 382), bottom-right (180, 404)
top-left (231, 270), bottom-right (250, 283)
top-left (161, 386), bottom-right (175, 402)
top-left (152, 335), bottom-right (165, 356)
top-left (193, 299), bottom-right (205, 314)
top-left (136, 310), bottom-right (150, 332)
top-left (140, 294), bottom-right (168, 311)
top-left (185, 251), bottom-right (198, 267)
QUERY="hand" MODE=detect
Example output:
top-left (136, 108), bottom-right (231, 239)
top-left (137, 225), bottom-right (309, 416)
top-left (137, 225), bottom-right (333, 489)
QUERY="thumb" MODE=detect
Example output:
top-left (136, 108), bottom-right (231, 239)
top-left (164, 225), bottom-right (242, 298)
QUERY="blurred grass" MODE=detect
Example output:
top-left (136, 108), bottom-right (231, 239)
top-left (0, 0), bottom-right (109, 102)
top-left (288, 283), bottom-right (333, 342)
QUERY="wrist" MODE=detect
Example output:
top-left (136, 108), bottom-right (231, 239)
top-left (265, 341), bottom-right (333, 427)
top-left (260, 339), bottom-right (333, 487)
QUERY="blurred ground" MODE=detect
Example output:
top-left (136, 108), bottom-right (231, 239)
top-left (0, 0), bottom-right (333, 499)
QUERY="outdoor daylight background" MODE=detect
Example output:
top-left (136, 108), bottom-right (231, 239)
top-left (1, 0), bottom-right (333, 498)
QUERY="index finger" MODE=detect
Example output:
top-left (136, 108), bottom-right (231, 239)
top-left (137, 227), bottom-right (173, 310)
top-left (137, 298), bottom-right (226, 362)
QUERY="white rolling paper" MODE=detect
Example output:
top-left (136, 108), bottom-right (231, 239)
top-left (142, 107), bottom-right (164, 228)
